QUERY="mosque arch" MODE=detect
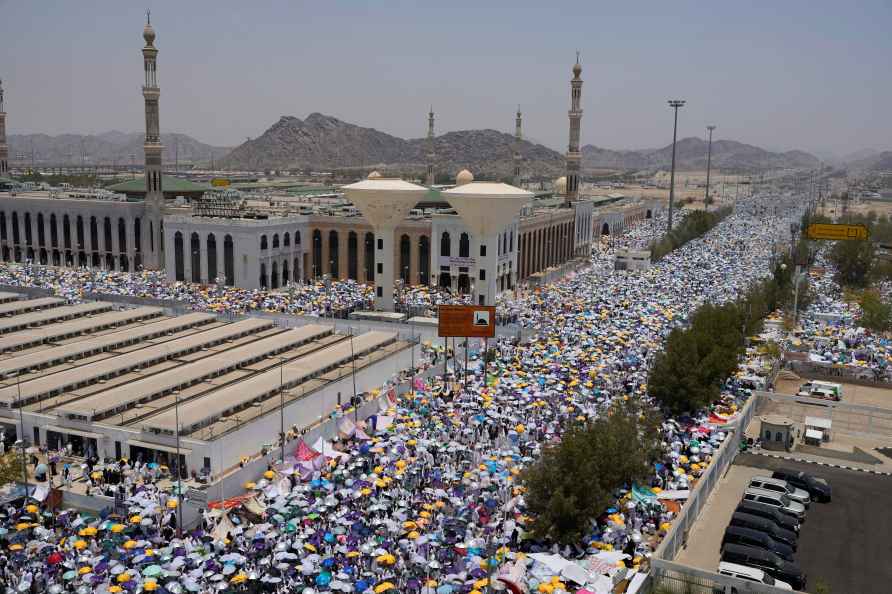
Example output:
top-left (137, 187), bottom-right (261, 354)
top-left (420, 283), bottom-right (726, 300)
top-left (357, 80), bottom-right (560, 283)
top-left (459, 233), bottom-right (470, 258)
top-left (364, 232), bottom-right (374, 282)
top-left (134, 218), bottom-right (142, 254)
top-left (440, 231), bottom-right (451, 257)
top-left (259, 263), bottom-right (268, 289)
top-left (173, 231), bottom-right (185, 281)
top-left (224, 235), bottom-right (235, 286)
top-left (103, 217), bottom-right (112, 251)
top-left (347, 231), bottom-right (358, 280)
top-left (207, 233), bottom-right (217, 281)
top-left (282, 260), bottom-right (289, 286)
top-left (23, 213), bottom-right (32, 245)
top-left (260, 235), bottom-right (268, 251)
top-left (419, 235), bottom-right (430, 286)
top-left (118, 218), bottom-right (127, 253)
top-left (272, 234), bottom-right (279, 249)
top-left (399, 234), bottom-right (411, 283)
top-left (271, 261), bottom-right (279, 289)
top-left (328, 230), bottom-right (340, 278)
top-left (190, 232), bottom-right (201, 282)
top-left (37, 213), bottom-right (45, 246)
top-left (601, 222), bottom-right (610, 236)
top-left (89, 217), bottom-right (98, 251)
top-left (312, 230), bottom-right (322, 278)
top-left (62, 215), bottom-right (71, 249)
top-left (283, 232), bottom-right (290, 247)
top-left (10, 212), bottom-right (19, 244)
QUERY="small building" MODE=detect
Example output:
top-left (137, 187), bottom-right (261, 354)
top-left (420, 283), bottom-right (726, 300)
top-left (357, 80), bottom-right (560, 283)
top-left (804, 416), bottom-right (832, 444)
top-left (759, 415), bottom-right (796, 451)
top-left (107, 175), bottom-right (210, 201)
top-left (615, 248), bottom-right (652, 271)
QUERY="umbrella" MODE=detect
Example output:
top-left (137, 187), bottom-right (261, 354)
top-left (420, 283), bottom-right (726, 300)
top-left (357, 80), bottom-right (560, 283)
top-left (142, 565), bottom-right (164, 577)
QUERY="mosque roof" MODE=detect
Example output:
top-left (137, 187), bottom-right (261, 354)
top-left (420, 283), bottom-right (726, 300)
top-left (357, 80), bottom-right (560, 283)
top-left (107, 176), bottom-right (211, 194)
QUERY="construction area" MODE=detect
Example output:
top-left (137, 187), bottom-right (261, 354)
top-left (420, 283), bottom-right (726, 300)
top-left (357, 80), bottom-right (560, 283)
top-left (0, 293), bottom-right (415, 481)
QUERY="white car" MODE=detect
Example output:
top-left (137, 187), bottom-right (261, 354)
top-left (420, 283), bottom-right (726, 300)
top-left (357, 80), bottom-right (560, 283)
top-left (749, 476), bottom-right (811, 508)
top-left (718, 561), bottom-right (793, 590)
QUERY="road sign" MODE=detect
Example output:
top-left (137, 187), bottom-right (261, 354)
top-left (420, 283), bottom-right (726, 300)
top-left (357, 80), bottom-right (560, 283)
top-left (211, 178), bottom-right (230, 188)
top-left (806, 223), bottom-right (869, 241)
top-left (437, 305), bottom-right (496, 338)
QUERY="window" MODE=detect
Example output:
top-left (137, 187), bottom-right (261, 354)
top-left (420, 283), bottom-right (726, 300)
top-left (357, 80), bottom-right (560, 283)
top-left (479, 269), bottom-right (486, 280)
top-left (377, 263), bottom-right (383, 274)
top-left (775, 432), bottom-right (782, 442)
top-left (480, 244), bottom-right (486, 257)
top-left (272, 234), bottom-right (280, 249)
top-left (377, 238), bottom-right (383, 250)
top-left (459, 233), bottom-right (469, 258)
top-left (765, 430), bottom-right (771, 441)
top-left (440, 232), bottom-right (451, 257)
top-left (260, 235), bottom-right (268, 250)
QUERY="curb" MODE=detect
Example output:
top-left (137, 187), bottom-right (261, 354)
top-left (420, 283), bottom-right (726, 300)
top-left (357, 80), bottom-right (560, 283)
top-left (746, 449), bottom-right (892, 477)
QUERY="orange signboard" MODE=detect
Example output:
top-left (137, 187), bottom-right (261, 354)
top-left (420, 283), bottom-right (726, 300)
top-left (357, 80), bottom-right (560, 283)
top-left (806, 223), bottom-right (869, 241)
top-left (437, 305), bottom-right (496, 338)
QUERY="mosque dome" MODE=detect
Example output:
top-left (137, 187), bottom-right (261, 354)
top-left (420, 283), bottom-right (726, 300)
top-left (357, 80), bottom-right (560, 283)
top-left (455, 169), bottom-right (474, 186)
top-left (554, 176), bottom-right (567, 195)
top-left (367, 170), bottom-right (382, 179)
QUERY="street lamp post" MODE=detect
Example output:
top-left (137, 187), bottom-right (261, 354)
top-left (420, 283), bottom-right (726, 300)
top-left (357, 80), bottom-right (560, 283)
top-left (704, 125), bottom-right (716, 210)
top-left (666, 99), bottom-right (686, 232)
top-left (349, 329), bottom-right (358, 425)
top-left (10, 374), bottom-right (29, 496)
top-left (172, 389), bottom-right (183, 538)
top-left (279, 357), bottom-right (286, 463)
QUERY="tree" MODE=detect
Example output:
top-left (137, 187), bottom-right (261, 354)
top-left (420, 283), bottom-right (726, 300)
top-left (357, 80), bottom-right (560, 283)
top-left (521, 401), bottom-right (662, 545)
top-left (859, 290), bottom-right (891, 332)
top-left (0, 451), bottom-right (26, 488)
top-left (648, 328), bottom-right (716, 413)
top-left (830, 239), bottom-right (875, 287)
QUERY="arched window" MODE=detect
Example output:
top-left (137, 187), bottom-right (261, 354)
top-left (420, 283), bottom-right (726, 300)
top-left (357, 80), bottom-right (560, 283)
top-left (118, 218), bottom-right (127, 253)
top-left (134, 218), bottom-right (142, 254)
top-left (103, 217), bottom-right (112, 251)
top-left (62, 215), bottom-right (71, 249)
top-left (419, 236), bottom-right (430, 286)
top-left (459, 233), bottom-right (470, 258)
top-left (76, 216), bottom-right (84, 250)
top-left (283, 232), bottom-right (290, 247)
top-left (173, 232), bottom-right (184, 281)
top-left (37, 214), bottom-right (45, 246)
top-left (49, 214), bottom-right (57, 247)
top-left (328, 230), bottom-right (339, 278)
top-left (190, 232), bottom-right (201, 283)
top-left (295, 230), bottom-right (301, 245)
top-left (312, 230), bottom-right (322, 278)
top-left (271, 261), bottom-right (279, 289)
top-left (207, 233), bottom-right (217, 281)
top-left (259, 263), bottom-right (267, 288)
top-left (260, 235), bottom-right (268, 250)
top-left (24, 213), bottom-right (32, 245)
top-left (272, 234), bottom-right (280, 249)
top-left (364, 232), bottom-right (374, 282)
top-left (399, 234), bottom-right (411, 282)
top-left (440, 231), bottom-right (451, 257)
top-left (11, 212), bottom-right (19, 244)
top-left (224, 235), bottom-right (234, 286)
top-left (502, 232), bottom-right (507, 255)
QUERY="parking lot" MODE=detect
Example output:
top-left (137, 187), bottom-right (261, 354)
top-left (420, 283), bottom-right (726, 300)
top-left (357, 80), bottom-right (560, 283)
top-left (678, 453), bottom-right (892, 593)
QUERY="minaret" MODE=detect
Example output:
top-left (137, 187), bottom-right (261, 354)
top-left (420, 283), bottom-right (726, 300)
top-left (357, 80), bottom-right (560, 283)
top-left (513, 106), bottom-right (522, 187)
top-left (142, 12), bottom-right (164, 269)
top-left (425, 107), bottom-right (435, 187)
top-left (565, 52), bottom-right (583, 205)
top-left (0, 79), bottom-right (8, 176)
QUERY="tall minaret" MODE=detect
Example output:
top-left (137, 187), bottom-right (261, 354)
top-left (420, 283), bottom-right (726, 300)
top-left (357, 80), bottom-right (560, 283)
top-left (142, 12), bottom-right (164, 269)
top-left (0, 79), bottom-right (8, 176)
top-left (565, 52), bottom-right (583, 205)
top-left (425, 107), bottom-right (436, 187)
top-left (512, 106), bottom-right (523, 187)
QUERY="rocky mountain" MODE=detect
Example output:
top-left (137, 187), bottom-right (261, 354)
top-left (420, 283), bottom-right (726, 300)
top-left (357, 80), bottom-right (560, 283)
top-left (7, 131), bottom-right (230, 166)
top-left (845, 150), bottom-right (892, 172)
top-left (582, 137), bottom-right (820, 172)
top-left (219, 113), bottom-right (564, 178)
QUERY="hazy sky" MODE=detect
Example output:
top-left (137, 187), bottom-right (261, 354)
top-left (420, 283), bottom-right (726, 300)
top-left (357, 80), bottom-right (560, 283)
top-left (2, 0), bottom-right (890, 156)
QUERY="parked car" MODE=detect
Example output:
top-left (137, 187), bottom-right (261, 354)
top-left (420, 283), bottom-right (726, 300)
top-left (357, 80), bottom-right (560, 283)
top-left (771, 468), bottom-right (832, 502)
top-left (729, 512), bottom-right (798, 550)
top-left (722, 526), bottom-right (795, 561)
top-left (743, 487), bottom-right (807, 520)
top-left (749, 476), bottom-right (811, 507)
top-left (718, 561), bottom-right (793, 590)
top-left (736, 500), bottom-right (801, 534)
top-left (721, 544), bottom-right (806, 590)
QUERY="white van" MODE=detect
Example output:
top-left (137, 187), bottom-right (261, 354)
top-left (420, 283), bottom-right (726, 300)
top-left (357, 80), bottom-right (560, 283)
top-left (749, 476), bottom-right (810, 507)
top-left (718, 561), bottom-right (793, 590)
top-left (743, 487), bottom-right (807, 520)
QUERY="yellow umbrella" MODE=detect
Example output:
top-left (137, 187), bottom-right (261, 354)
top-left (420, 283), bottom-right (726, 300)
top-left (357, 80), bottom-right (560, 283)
top-left (346, 551), bottom-right (361, 558)
top-left (129, 515), bottom-right (142, 524)
top-left (24, 504), bottom-right (38, 514)
top-left (407, 531), bottom-right (420, 540)
top-left (8, 544), bottom-right (23, 551)
top-left (244, 482), bottom-right (257, 490)
top-left (374, 582), bottom-right (396, 593)
top-left (123, 540), bottom-right (137, 549)
top-left (166, 499), bottom-right (178, 509)
top-left (230, 573), bottom-right (248, 584)
top-left (303, 543), bottom-right (317, 553)
top-left (108, 587), bottom-right (123, 593)
top-left (117, 573), bottom-right (131, 583)
top-left (78, 567), bottom-right (92, 575)
top-left (110, 524), bottom-right (125, 533)
top-left (143, 581), bottom-right (158, 591)
top-left (14, 523), bottom-right (30, 531)
top-left (263, 470), bottom-right (275, 479)
top-left (73, 540), bottom-right (87, 550)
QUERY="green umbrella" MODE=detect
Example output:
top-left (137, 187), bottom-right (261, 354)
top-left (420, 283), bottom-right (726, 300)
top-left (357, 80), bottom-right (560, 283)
top-left (143, 565), bottom-right (164, 577)
top-left (63, 571), bottom-right (77, 580)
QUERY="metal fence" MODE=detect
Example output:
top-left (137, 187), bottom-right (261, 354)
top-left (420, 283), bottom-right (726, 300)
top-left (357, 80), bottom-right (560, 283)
top-left (654, 395), bottom-right (757, 561)
top-left (651, 558), bottom-right (799, 594)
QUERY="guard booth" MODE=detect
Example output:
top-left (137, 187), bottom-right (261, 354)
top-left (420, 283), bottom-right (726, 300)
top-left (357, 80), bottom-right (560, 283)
top-left (759, 415), bottom-right (796, 451)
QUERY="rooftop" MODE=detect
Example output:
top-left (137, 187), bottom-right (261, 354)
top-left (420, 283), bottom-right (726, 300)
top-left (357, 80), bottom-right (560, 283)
top-left (107, 175), bottom-right (211, 194)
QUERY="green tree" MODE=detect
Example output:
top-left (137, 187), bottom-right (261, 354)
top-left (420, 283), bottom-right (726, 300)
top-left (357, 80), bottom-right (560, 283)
top-left (521, 401), bottom-right (662, 544)
top-left (859, 290), bottom-right (891, 332)
top-left (0, 451), bottom-right (26, 487)
top-left (830, 239), bottom-right (875, 288)
top-left (648, 329), bottom-right (718, 413)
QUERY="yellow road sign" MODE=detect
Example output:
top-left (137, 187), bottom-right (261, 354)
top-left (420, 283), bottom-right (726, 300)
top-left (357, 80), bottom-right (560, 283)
top-left (211, 178), bottom-right (230, 187)
top-left (806, 223), bottom-right (869, 241)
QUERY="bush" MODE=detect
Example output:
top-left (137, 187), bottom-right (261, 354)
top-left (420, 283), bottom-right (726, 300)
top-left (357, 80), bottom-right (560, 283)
top-left (650, 207), bottom-right (732, 262)
top-left (859, 290), bottom-right (891, 332)
top-left (521, 401), bottom-right (662, 544)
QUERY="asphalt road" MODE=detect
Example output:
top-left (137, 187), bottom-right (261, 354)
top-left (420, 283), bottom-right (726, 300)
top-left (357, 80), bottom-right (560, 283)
top-left (736, 453), bottom-right (892, 594)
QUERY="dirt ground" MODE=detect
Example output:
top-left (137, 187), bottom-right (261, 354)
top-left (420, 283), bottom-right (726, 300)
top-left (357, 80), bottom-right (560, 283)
top-left (776, 377), bottom-right (892, 409)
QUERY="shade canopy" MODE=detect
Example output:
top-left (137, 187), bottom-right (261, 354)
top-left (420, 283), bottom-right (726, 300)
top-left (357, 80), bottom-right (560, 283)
top-left (342, 178), bottom-right (428, 228)
top-left (442, 182), bottom-right (532, 237)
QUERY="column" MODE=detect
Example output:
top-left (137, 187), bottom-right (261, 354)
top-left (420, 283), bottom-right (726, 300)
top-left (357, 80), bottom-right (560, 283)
top-left (126, 217), bottom-right (136, 273)
top-left (111, 217), bottom-right (121, 271)
top-left (216, 235), bottom-right (225, 284)
top-left (2, 210), bottom-right (10, 255)
top-left (410, 233), bottom-right (420, 285)
top-left (85, 214), bottom-right (95, 267)
top-left (338, 231), bottom-right (349, 281)
top-left (320, 228), bottom-right (330, 278)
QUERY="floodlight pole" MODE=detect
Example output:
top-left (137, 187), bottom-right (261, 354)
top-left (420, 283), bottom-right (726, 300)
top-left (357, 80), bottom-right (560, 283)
top-left (14, 374), bottom-right (28, 496)
top-left (174, 389), bottom-right (183, 538)
top-left (704, 125), bottom-right (716, 211)
top-left (279, 357), bottom-right (286, 463)
top-left (667, 99), bottom-right (686, 232)
top-left (350, 329), bottom-right (358, 425)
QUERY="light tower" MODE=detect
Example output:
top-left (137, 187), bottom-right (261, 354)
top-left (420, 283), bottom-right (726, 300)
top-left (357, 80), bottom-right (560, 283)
top-left (343, 178), bottom-right (427, 310)
top-left (513, 106), bottom-right (522, 187)
top-left (666, 99), bottom-right (686, 232)
top-left (0, 78), bottom-right (8, 176)
top-left (425, 108), bottom-right (436, 187)
top-left (565, 53), bottom-right (583, 206)
top-left (142, 11), bottom-right (164, 269)
top-left (704, 125), bottom-right (716, 211)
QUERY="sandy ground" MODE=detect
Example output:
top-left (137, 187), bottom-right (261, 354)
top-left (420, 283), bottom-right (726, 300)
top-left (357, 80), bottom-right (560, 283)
top-left (775, 377), bottom-right (892, 409)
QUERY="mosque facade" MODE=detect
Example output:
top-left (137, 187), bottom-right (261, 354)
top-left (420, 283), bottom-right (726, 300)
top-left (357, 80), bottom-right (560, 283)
top-left (0, 18), bottom-right (659, 298)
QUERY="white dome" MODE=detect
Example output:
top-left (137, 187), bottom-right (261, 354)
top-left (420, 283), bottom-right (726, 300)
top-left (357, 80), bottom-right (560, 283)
top-left (554, 176), bottom-right (567, 195)
top-left (456, 169), bottom-right (474, 186)
top-left (367, 170), bottom-right (382, 179)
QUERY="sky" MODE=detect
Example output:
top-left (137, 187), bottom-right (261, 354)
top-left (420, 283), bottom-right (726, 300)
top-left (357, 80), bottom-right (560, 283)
top-left (2, 0), bottom-right (890, 157)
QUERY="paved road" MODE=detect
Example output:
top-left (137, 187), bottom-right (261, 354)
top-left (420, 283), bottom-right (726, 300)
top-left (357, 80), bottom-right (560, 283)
top-left (736, 453), bottom-right (892, 594)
